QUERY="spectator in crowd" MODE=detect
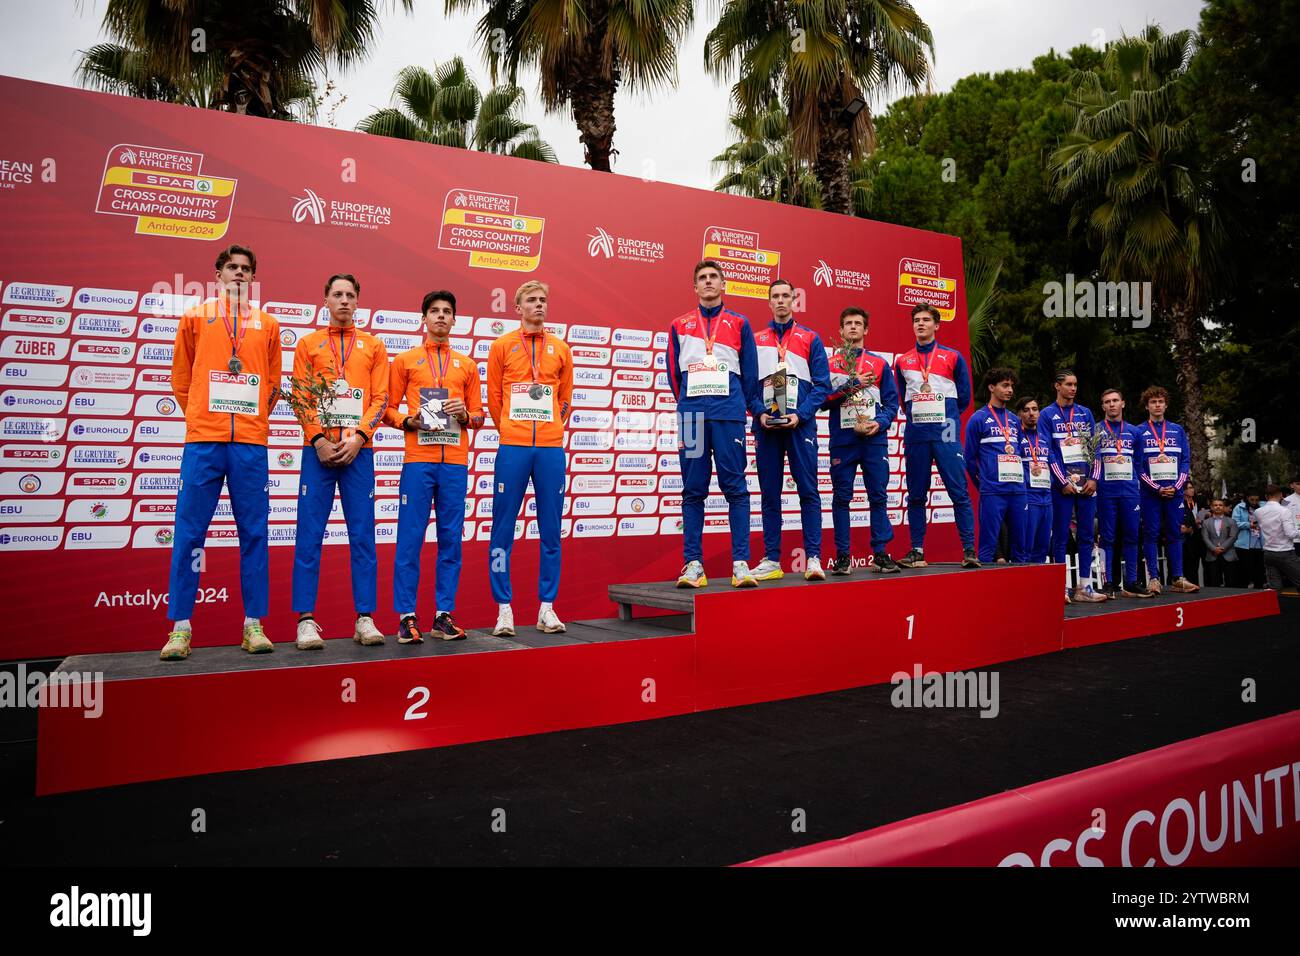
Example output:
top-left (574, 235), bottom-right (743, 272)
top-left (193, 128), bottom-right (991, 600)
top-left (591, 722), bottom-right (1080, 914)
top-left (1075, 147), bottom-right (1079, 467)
top-left (1232, 492), bottom-right (1266, 589)
top-left (1181, 484), bottom-right (1207, 586)
top-left (1257, 485), bottom-right (1300, 592)
top-left (1285, 478), bottom-right (1300, 558)
top-left (1200, 498), bottom-right (1238, 587)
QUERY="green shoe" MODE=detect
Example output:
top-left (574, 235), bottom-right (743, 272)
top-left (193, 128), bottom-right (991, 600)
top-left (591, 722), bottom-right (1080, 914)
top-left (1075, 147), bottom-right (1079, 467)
top-left (241, 620), bottom-right (274, 654)
top-left (160, 630), bottom-right (192, 661)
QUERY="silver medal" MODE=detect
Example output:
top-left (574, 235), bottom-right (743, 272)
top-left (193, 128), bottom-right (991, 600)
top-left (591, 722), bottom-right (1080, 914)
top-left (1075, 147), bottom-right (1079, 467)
top-left (528, 383), bottom-right (544, 401)
top-left (227, 356), bottom-right (242, 374)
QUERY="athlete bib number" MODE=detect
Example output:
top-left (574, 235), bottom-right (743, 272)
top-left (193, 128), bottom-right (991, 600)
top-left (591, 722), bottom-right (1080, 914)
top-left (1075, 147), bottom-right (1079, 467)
top-left (840, 395), bottom-right (876, 429)
top-left (1028, 465), bottom-right (1050, 490)
top-left (1103, 455), bottom-right (1133, 482)
top-left (1061, 438), bottom-right (1085, 465)
top-left (686, 359), bottom-right (730, 398)
top-left (997, 454), bottom-right (1023, 483)
top-left (208, 370), bottom-right (260, 416)
top-left (911, 392), bottom-right (945, 424)
top-left (509, 382), bottom-right (554, 422)
top-left (1148, 458), bottom-right (1177, 482)
top-left (329, 386), bottom-right (364, 428)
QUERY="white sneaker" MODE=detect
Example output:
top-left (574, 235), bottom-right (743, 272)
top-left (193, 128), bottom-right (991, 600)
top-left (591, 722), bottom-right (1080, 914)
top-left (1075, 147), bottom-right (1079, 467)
top-left (493, 605), bottom-right (516, 637)
top-left (537, 606), bottom-right (567, 634)
top-left (353, 615), bottom-right (385, 645)
top-left (751, 558), bottom-right (784, 581)
top-left (676, 561), bottom-right (707, 588)
top-left (731, 561), bottom-right (758, 588)
top-left (296, 618), bottom-right (325, 650)
top-left (804, 556), bottom-right (826, 581)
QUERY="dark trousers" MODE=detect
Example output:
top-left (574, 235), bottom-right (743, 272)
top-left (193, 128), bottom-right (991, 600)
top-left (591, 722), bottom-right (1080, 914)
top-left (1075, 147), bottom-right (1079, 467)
top-left (1239, 548), bottom-right (1266, 589)
top-left (1183, 535), bottom-right (1204, 585)
top-left (1203, 558), bottom-right (1233, 588)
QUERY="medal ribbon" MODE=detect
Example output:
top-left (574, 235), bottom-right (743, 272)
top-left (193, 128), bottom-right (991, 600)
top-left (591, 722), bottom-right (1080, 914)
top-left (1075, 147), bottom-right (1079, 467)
top-left (328, 328), bottom-right (356, 383)
top-left (1026, 433), bottom-right (1043, 467)
top-left (990, 405), bottom-right (1016, 454)
top-left (424, 342), bottom-right (449, 389)
top-left (1102, 417), bottom-right (1126, 454)
top-left (519, 328), bottom-right (542, 383)
top-left (773, 322), bottom-right (790, 366)
top-left (217, 294), bottom-right (248, 361)
top-left (918, 345), bottom-right (935, 390)
top-left (1149, 418), bottom-right (1167, 455)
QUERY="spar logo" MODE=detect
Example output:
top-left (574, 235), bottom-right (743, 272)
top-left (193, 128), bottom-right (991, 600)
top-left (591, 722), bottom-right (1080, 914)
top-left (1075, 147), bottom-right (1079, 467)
top-left (292, 187), bottom-right (326, 224)
top-left (813, 258), bottom-right (871, 291)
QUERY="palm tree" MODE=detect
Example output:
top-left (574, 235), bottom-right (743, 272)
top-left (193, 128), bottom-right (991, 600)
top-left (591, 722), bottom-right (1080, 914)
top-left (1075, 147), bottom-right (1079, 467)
top-left (712, 99), bottom-right (822, 207)
top-left (77, 41), bottom-right (318, 121)
top-left (81, 0), bottom-right (412, 119)
top-left (357, 58), bottom-right (557, 161)
top-left (1049, 26), bottom-right (1229, 491)
top-left (446, 0), bottom-right (694, 171)
top-left (705, 0), bottom-right (934, 215)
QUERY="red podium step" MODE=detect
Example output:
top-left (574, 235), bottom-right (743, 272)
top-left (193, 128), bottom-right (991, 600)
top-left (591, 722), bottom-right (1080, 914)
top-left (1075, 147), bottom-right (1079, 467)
top-left (35, 567), bottom-right (1277, 794)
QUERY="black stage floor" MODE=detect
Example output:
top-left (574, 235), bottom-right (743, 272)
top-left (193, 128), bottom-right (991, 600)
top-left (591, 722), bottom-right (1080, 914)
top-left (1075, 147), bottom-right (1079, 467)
top-left (1, 596), bottom-right (1294, 866)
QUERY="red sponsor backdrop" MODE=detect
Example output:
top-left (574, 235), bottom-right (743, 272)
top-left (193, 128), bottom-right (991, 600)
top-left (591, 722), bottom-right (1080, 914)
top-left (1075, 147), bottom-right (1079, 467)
top-left (0, 77), bottom-right (968, 659)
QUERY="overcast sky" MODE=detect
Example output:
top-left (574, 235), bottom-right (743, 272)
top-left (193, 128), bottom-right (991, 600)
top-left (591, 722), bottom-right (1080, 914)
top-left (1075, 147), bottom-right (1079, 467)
top-left (2, 0), bottom-right (1205, 190)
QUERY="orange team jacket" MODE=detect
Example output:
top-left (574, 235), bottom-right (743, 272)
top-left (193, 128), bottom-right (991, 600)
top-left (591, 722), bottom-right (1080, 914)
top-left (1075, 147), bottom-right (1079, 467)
top-left (384, 342), bottom-right (485, 466)
top-left (172, 297), bottom-right (282, 445)
top-left (486, 329), bottom-right (573, 447)
top-left (292, 326), bottom-right (390, 447)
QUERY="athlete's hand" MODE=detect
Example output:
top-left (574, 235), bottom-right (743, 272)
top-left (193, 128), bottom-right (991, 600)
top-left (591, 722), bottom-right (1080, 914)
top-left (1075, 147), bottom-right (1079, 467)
top-left (1082, 479), bottom-right (1097, 496)
top-left (1159, 486), bottom-right (1176, 499)
top-left (1061, 481), bottom-right (1077, 496)
top-left (313, 438), bottom-right (339, 466)
top-left (443, 397), bottom-right (467, 419)
top-left (330, 433), bottom-right (364, 467)
top-left (760, 413), bottom-right (776, 429)
top-left (784, 413), bottom-right (800, 429)
top-left (860, 420), bottom-right (880, 437)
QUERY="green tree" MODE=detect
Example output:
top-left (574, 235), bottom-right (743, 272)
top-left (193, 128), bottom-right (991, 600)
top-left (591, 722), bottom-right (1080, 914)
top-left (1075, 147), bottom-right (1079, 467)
top-left (80, 0), bottom-right (412, 119)
top-left (712, 99), bottom-right (823, 207)
top-left (705, 0), bottom-right (934, 215)
top-left (1048, 27), bottom-right (1228, 491)
top-left (357, 58), bottom-right (557, 161)
top-left (446, 0), bottom-right (693, 172)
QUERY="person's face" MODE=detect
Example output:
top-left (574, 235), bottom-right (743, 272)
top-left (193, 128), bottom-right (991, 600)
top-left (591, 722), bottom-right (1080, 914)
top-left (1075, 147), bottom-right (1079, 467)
top-left (423, 300), bottom-right (454, 339)
top-left (217, 254), bottom-right (254, 292)
top-left (1147, 396), bottom-right (1167, 419)
top-left (1101, 392), bottom-right (1124, 419)
top-left (516, 289), bottom-right (547, 324)
top-left (990, 379), bottom-right (1015, 404)
top-left (768, 284), bottom-right (794, 320)
top-left (694, 268), bottom-right (724, 302)
top-left (913, 311), bottom-right (939, 342)
top-left (840, 315), bottom-right (865, 345)
top-left (1291, 481), bottom-right (1300, 496)
top-left (325, 279), bottom-right (357, 324)
top-left (1018, 401), bottom-right (1039, 430)
top-left (1247, 495), bottom-right (1260, 508)
top-left (1055, 375), bottom-right (1078, 402)
top-left (1212, 501), bottom-right (1226, 516)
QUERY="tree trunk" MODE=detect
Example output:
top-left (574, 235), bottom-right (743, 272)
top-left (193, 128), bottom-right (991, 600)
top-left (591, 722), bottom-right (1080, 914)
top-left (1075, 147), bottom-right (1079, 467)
top-left (1168, 301), bottom-right (1212, 494)
top-left (567, 5), bottom-right (618, 172)
top-left (813, 100), bottom-right (853, 215)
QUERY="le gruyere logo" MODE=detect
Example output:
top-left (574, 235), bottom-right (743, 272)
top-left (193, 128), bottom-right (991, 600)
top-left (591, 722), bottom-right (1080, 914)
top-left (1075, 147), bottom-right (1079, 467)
top-left (438, 188), bottom-right (544, 272)
top-left (96, 143), bottom-right (238, 241)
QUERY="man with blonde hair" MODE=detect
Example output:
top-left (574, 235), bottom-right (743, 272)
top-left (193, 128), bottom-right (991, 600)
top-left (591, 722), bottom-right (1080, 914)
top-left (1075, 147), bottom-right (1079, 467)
top-left (486, 280), bottom-right (573, 636)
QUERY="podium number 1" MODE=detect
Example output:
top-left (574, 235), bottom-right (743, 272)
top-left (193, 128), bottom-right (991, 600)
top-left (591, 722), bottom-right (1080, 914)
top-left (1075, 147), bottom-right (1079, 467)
top-left (906, 614), bottom-right (915, 640)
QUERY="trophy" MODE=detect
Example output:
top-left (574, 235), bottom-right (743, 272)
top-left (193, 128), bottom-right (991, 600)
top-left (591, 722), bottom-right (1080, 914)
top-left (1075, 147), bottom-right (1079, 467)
top-left (764, 362), bottom-right (792, 426)
top-left (831, 338), bottom-right (877, 434)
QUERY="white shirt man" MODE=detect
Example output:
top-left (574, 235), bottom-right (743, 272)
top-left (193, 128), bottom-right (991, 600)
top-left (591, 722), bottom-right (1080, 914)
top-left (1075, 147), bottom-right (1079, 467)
top-left (1256, 487), bottom-right (1300, 592)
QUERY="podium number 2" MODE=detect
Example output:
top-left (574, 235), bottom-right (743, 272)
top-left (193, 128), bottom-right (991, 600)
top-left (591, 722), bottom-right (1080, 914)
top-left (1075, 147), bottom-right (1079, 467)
top-left (1175, 606), bottom-right (1184, 628)
top-left (906, 614), bottom-right (915, 640)
top-left (405, 686), bottom-right (430, 721)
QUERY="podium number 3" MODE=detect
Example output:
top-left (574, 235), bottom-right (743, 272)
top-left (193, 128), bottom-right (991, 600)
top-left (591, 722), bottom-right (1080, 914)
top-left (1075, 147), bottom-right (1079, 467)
top-left (1175, 606), bottom-right (1184, 628)
top-left (405, 686), bottom-right (430, 720)
top-left (906, 614), bottom-right (915, 640)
